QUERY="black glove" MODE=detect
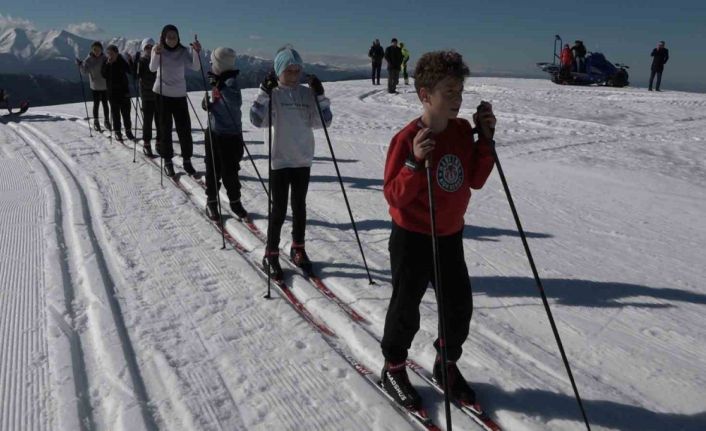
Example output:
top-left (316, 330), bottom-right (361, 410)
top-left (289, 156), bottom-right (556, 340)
top-left (260, 71), bottom-right (278, 95)
top-left (201, 94), bottom-right (209, 111)
top-left (307, 74), bottom-right (324, 96)
top-left (207, 71), bottom-right (219, 88)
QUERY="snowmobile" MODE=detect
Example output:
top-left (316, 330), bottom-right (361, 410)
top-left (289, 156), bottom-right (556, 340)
top-left (0, 89), bottom-right (30, 117)
top-left (536, 35), bottom-right (630, 88)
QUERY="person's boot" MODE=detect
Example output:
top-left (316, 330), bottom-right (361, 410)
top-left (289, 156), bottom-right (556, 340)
top-left (206, 200), bottom-right (220, 221)
top-left (262, 251), bottom-right (284, 281)
top-left (230, 200), bottom-right (248, 219)
top-left (93, 119), bottom-right (101, 132)
top-left (104, 119), bottom-right (112, 131)
top-left (380, 361), bottom-right (422, 410)
top-left (289, 243), bottom-right (313, 274)
top-left (164, 159), bottom-right (175, 177)
top-left (125, 129), bottom-right (135, 141)
top-left (432, 355), bottom-right (476, 405)
top-left (115, 131), bottom-right (123, 142)
top-left (143, 141), bottom-right (154, 157)
top-left (183, 158), bottom-right (196, 176)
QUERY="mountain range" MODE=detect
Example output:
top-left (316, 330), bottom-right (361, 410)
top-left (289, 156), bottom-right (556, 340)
top-left (0, 26), bottom-right (368, 107)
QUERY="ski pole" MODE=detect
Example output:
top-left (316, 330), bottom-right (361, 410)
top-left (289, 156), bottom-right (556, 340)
top-left (186, 96), bottom-right (206, 132)
top-left (311, 85), bottom-right (375, 285)
top-left (76, 59), bottom-right (93, 137)
top-left (159, 49), bottom-right (164, 187)
top-left (425, 155), bottom-right (453, 431)
top-left (265, 93), bottom-right (273, 299)
top-left (194, 35), bottom-right (226, 249)
top-left (474, 117), bottom-right (591, 431)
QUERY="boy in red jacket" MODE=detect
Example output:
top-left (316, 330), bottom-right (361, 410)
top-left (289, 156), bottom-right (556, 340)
top-left (380, 50), bottom-right (496, 410)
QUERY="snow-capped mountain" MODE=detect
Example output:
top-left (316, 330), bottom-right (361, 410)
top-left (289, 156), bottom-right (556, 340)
top-left (0, 26), bottom-right (366, 85)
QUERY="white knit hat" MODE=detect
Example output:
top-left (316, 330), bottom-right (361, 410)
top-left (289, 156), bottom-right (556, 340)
top-left (140, 38), bottom-right (155, 51)
top-left (211, 47), bottom-right (236, 75)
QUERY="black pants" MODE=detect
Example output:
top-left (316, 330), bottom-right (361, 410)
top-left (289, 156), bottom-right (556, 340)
top-left (109, 96), bottom-right (132, 134)
top-left (141, 99), bottom-right (161, 143)
top-left (372, 62), bottom-right (382, 84)
top-left (381, 223), bottom-right (473, 364)
top-left (649, 70), bottom-right (663, 90)
top-left (266, 167), bottom-right (311, 251)
top-left (92, 90), bottom-right (109, 122)
top-left (205, 131), bottom-right (244, 204)
top-left (156, 95), bottom-right (193, 160)
top-left (388, 69), bottom-right (400, 93)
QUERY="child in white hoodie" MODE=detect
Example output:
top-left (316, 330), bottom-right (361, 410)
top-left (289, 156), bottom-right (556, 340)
top-left (250, 46), bottom-right (333, 280)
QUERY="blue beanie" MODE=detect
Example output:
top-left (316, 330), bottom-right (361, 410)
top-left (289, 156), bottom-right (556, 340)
top-left (274, 47), bottom-right (303, 78)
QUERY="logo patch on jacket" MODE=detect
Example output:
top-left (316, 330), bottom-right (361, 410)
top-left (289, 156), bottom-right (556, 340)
top-left (437, 154), bottom-right (463, 192)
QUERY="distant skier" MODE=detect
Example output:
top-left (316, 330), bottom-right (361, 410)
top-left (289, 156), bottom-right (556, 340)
top-left (135, 38), bottom-right (161, 156)
top-left (77, 41), bottom-right (111, 131)
top-left (649, 41), bottom-right (669, 92)
top-left (379, 50), bottom-right (496, 410)
top-left (101, 45), bottom-right (134, 142)
top-left (250, 45), bottom-right (333, 280)
top-left (150, 24), bottom-right (202, 177)
top-left (571, 40), bottom-right (586, 73)
top-left (202, 47), bottom-right (249, 222)
top-left (400, 42), bottom-right (410, 85)
top-left (384, 38), bottom-right (403, 94)
top-left (368, 39), bottom-right (385, 85)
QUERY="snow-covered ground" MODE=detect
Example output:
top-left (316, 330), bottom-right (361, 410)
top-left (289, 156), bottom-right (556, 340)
top-left (1, 78), bottom-right (705, 430)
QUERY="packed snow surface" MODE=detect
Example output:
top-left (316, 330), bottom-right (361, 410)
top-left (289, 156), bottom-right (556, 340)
top-left (1, 78), bottom-right (705, 430)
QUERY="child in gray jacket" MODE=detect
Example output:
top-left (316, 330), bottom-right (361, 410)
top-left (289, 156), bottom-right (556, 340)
top-left (77, 41), bottom-right (110, 131)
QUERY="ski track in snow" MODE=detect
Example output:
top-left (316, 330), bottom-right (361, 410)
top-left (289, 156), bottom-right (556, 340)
top-left (2, 77), bottom-right (706, 431)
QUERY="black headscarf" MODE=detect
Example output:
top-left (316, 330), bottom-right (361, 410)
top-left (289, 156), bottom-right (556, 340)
top-left (160, 24), bottom-right (184, 51)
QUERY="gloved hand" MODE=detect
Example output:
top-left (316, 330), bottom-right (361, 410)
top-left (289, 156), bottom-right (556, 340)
top-left (75, 58), bottom-right (83, 66)
top-left (201, 93), bottom-right (210, 111)
top-left (260, 71), bottom-right (278, 95)
top-left (473, 101), bottom-right (496, 141)
top-left (207, 71), bottom-right (219, 88)
top-left (307, 74), bottom-right (324, 96)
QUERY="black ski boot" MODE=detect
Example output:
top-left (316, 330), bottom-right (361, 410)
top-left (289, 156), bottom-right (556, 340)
top-left (104, 119), bottom-right (112, 131)
top-left (433, 356), bottom-right (476, 405)
top-left (164, 159), bottom-right (175, 177)
top-left (262, 251), bottom-right (284, 281)
top-left (125, 130), bottom-right (135, 141)
top-left (290, 243), bottom-right (312, 274)
top-left (93, 120), bottom-right (101, 132)
top-left (183, 158), bottom-right (196, 176)
top-left (206, 200), bottom-right (220, 221)
top-left (143, 141), bottom-right (154, 157)
top-left (381, 362), bottom-right (422, 410)
top-left (115, 131), bottom-right (124, 142)
top-left (230, 200), bottom-right (248, 219)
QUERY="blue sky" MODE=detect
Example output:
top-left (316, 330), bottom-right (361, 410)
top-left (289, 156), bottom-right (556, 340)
top-left (2, 0), bottom-right (705, 91)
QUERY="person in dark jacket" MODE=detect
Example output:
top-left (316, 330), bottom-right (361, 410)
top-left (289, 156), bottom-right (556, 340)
top-left (368, 39), bottom-right (385, 85)
top-left (101, 45), bottom-right (134, 141)
top-left (384, 38), bottom-right (403, 94)
top-left (135, 38), bottom-right (161, 156)
top-left (571, 40), bottom-right (586, 73)
top-left (201, 47), bottom-right (249, 221)
top-left (649, 41), bottom-right (669, 91)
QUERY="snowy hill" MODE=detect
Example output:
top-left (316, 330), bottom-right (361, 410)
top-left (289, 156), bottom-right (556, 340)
top-left (1, 78), bottom-right (705, 431)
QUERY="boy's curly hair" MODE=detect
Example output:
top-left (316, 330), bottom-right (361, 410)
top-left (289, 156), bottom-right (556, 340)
top-left (413, 50), bottom-right (470, 95)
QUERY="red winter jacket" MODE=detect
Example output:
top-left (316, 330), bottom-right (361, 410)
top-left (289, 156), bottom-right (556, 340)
top-left (384, 117), bottom-right (495, 236)
top-left (561, 47), bottom-right (573, 67)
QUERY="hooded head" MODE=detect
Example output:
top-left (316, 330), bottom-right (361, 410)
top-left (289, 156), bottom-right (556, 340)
top-left (400, 42), bottom-right (405, 48)
top-left (160, 24), bottom-right (181, 50)
top-left (91, 41), bottom-right (103, 56)
top-left (141, 38), bottom-right (155, 52)
top-left (274, 46), bottom-right (303, 79)
top-left (211, 47), bottom-right (237, 75)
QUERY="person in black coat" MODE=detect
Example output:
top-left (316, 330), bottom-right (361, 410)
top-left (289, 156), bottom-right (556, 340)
top-left (571, 40), bottom-right (587, 73)
top-left (101, 45), bottom-right (134, 141)
top-left (368, 39), bottom-right (385, 85)
top-left (649, 41), bottom-right (669, 91)
top-left (384, 38), bottom-right (403, 94)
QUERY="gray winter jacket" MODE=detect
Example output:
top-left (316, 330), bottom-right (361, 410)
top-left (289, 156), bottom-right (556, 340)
top-left (149, 46), bottom-right (200, 98)
top-left (80, 53), bottom-right (108, 91)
